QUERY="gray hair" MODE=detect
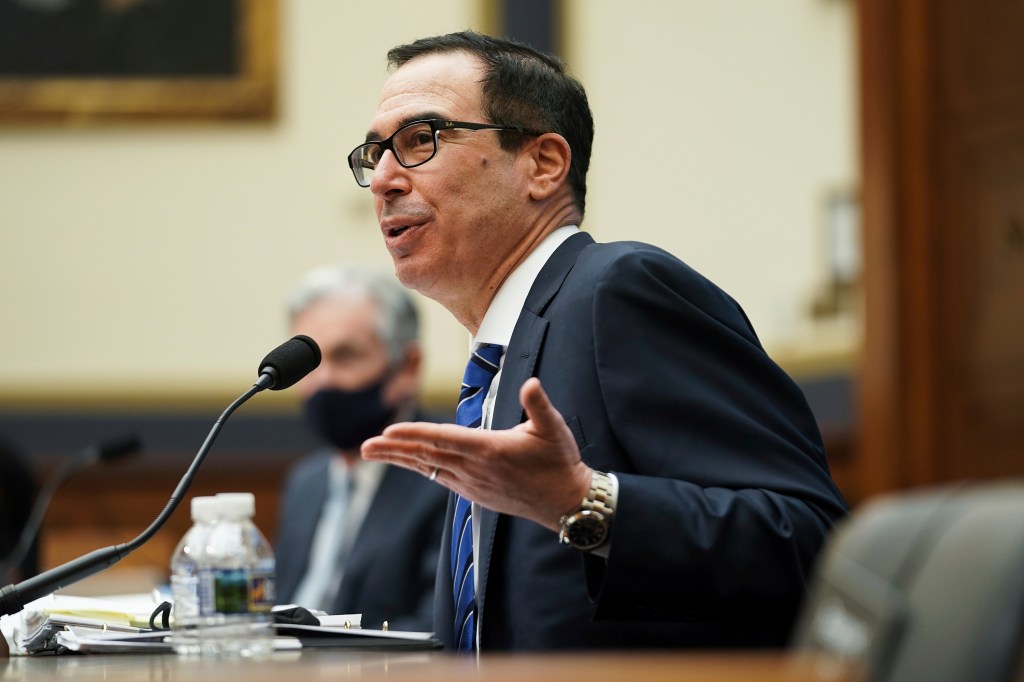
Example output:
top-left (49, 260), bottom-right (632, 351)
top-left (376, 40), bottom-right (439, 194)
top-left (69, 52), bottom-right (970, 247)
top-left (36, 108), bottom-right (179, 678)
top-left (287, 264), bottom-right (419, 365)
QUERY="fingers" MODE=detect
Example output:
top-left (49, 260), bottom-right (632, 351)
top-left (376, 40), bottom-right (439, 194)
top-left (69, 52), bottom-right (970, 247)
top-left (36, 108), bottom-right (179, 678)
top-left (361, 436), bottom-right (449, 484)
top-left (370, 422), bottom-right (491, 454)
top-left (360, 423), bottom-right (487, 479)
top-left (518, 377), bottom-right (566, 438)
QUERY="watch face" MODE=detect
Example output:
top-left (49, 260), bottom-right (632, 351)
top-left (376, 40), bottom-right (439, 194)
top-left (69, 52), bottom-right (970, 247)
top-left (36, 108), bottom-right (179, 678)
top-left (567, 511), bottom-right (608, 550)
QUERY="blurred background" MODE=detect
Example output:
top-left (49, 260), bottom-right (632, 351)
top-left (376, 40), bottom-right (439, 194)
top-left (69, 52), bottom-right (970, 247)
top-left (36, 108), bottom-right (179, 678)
top-left (0, 0), bottom-right (1020, 593)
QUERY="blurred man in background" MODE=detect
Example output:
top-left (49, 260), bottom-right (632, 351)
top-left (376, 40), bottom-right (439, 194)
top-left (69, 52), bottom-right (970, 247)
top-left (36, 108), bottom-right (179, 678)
top-left (274, 264), bottom-right (446, 631)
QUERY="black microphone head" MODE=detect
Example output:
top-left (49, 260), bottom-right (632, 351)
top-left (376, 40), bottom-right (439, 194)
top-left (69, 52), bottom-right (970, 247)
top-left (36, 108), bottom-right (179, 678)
top-left (97, 435), bottom-right (142, 463)
top-left (257, 334), bottom-right (322, 390)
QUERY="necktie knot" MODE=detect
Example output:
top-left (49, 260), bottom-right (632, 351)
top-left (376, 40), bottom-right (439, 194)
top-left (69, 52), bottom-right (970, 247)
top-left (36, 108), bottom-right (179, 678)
top-left (461, 343), bottom-right (503, 387)
top-left (457, 343), bottom-right (504, 429)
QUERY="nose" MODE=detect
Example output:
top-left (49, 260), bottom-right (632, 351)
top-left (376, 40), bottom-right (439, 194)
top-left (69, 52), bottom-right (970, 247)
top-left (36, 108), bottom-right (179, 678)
top-left (369, 149), bottom-right (409, 196)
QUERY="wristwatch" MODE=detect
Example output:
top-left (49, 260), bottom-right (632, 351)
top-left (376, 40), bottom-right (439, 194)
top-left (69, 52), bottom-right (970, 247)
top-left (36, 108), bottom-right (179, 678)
top-left (558, 470), bottom-right (615, 551)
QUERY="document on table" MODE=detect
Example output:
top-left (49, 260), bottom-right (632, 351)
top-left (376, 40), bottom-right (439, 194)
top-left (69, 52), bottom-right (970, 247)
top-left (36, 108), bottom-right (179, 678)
top-left (45, 622), bottom-right (438, 654)
top-left (1, 592), bottom-right (441, 654)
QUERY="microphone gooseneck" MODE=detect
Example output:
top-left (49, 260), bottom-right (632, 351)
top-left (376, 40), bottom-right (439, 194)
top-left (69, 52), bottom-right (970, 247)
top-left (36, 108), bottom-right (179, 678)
top-left (0, 336), bottom-right (321, 618)
top-left (0, 435), bottom-right (142, 584)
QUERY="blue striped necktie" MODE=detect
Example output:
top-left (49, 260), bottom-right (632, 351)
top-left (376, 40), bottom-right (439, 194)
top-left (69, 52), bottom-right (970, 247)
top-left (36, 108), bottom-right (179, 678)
top-left (452, 342), bottom-right (503, 653)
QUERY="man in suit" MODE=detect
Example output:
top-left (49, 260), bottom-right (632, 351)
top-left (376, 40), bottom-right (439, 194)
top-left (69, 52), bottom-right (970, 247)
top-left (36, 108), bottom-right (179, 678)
top-left (274, 264), bottom-right (447, 631)
top-left (357, 32), bottom-right (848, 651)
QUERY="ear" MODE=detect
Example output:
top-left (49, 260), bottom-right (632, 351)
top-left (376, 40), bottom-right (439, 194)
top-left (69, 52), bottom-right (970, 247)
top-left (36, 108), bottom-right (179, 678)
top-left (525, 133), bottom-right (572, 201)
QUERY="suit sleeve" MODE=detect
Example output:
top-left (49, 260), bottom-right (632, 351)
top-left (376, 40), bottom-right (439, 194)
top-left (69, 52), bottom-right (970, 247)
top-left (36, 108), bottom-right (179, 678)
top-left (582, 247), bottom-right (848, 620)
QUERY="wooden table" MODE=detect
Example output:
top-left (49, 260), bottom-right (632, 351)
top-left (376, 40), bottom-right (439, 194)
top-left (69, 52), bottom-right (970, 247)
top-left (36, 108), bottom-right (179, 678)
top-left (0, 649), bottom-right (856, 682)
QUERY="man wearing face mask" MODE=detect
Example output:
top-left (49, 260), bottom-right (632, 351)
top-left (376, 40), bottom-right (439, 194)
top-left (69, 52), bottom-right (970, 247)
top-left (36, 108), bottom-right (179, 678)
top-left (274, 264), bottom-right (447, 631)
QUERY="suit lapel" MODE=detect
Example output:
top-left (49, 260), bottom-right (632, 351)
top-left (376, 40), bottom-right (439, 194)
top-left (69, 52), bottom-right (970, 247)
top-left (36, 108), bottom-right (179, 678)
top-left (524, 231), bottom-right (594, 314)
top-left (334, 465), bottom-right (407, 607)
top-left (288, 456), bottom-right (331, 590)
top-left (476, 230), bottom-right (592, 633)
top-left (492, 231), bottom-right (594, 430)
top-left (337, 409), bottom-right (433, 587)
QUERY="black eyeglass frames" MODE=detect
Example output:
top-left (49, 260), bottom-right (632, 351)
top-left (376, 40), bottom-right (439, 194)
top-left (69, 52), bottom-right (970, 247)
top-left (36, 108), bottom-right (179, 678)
top-left (347, 119), bottom-right (542, 187)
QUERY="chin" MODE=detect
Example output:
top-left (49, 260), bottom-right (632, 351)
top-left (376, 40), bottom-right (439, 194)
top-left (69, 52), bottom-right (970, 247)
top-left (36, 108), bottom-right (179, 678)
top-left (392, 257), bottom-right (433, 293)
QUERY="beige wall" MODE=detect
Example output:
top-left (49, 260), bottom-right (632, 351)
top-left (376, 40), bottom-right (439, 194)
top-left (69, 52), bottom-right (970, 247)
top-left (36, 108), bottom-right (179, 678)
top-left (0, 1), bottom-right (856, 407)
top-left (567, 1), bottom-right (859, 367)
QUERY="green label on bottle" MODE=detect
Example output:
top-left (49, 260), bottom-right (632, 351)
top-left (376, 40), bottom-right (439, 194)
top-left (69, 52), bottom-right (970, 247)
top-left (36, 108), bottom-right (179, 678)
top-left (213, 568), bottom-right (249, 614)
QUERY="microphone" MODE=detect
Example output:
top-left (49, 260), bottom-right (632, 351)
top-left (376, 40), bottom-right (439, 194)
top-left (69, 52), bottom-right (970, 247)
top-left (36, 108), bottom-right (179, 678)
top-left (0, 336), bottom-right (321, 618)
top-left (0, 435), bottom-right (142, 584)
top-left (255, 334), bottom-right (321, 390)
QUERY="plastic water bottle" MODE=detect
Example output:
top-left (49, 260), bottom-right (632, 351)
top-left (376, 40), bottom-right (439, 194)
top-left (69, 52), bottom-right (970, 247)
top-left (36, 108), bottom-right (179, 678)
top-left (195, 492), bottom-right (276, 657)
top-left (170, 495), bottom-right (221, 655)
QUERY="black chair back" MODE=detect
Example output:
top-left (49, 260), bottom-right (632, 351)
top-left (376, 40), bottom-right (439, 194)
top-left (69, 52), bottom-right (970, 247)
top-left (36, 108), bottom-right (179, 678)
top-left (792, 480), bottom-right (1024, 682)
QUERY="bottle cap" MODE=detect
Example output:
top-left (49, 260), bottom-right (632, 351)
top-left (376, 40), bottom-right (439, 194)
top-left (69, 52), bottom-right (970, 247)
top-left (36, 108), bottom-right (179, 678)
top-left (215, 492), bottom-right (256, 519)
top-left (190, 495), bottom-right (222, 523)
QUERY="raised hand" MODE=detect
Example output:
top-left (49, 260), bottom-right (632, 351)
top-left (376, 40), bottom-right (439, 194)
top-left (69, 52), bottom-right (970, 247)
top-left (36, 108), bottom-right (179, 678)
top-left (361, 377), bottom-right (592, 531)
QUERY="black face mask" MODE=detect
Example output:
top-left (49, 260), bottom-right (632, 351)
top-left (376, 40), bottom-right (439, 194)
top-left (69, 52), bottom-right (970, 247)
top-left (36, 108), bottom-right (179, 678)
top-left (302, 378), bottom-right (398, 452)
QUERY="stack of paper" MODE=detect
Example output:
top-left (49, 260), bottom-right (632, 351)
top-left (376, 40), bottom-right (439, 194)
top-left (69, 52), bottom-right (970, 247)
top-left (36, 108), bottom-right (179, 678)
top-left (3, 592), bottom-right (161, 655)
top-left (0, 593), bottom-right (440, 655)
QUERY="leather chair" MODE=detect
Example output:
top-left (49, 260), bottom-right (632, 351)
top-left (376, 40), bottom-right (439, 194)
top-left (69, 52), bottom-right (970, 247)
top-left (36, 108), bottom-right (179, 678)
top-left (792, 480), bottom-right (1024, 682)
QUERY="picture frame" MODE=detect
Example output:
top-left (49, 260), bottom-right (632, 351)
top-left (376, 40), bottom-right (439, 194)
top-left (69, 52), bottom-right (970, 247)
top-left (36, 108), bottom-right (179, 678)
top-left (0, 0), bottom-right (276, 123)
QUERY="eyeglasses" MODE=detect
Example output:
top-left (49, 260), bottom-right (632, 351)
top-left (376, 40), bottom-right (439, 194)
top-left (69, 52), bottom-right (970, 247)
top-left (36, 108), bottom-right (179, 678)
top-left (347, 119), bottom-right (542, 188)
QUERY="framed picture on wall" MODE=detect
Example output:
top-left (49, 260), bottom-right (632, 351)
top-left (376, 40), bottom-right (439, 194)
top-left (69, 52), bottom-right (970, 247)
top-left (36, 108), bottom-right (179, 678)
top-left (0, 0), bottom-right (276, 123)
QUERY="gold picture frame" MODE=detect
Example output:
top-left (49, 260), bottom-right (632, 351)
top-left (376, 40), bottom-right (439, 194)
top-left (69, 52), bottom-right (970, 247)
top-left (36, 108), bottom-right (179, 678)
top-left (0, 0), bottom-right (276, 123)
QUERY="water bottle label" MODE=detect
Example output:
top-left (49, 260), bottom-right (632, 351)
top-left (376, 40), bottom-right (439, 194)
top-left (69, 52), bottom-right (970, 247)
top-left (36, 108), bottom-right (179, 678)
top-left (214, 568), bottom-right (249, 614)
top-left (170, 573), bottom-right (200, 619)
top-left (198, 568), bottom-right (275, 615)
top-left (250, 572), bottom-right (274, 613)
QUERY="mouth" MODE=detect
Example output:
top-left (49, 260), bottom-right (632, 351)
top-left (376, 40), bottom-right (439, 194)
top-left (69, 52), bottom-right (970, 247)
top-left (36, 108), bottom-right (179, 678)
top-left (379, 206), bottom-right (431, 250)
top-left (380, 212), bottom-right (428, 240)
top-left (380, 218), bottom-right (427, 253)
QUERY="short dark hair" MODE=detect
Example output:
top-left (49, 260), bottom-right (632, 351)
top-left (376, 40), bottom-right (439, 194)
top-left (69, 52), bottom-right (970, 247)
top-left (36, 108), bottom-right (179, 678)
top-left (387, 31), bottom-right (594, 218)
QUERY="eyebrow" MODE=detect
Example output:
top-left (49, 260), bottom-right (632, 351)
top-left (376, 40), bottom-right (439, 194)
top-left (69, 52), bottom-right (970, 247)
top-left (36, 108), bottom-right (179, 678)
top-left (364, 112), bottom-right (446, 143)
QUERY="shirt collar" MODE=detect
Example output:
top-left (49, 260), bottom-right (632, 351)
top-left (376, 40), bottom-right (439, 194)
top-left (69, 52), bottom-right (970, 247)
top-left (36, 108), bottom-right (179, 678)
top-left (473, 225), bottom-right (580, 349)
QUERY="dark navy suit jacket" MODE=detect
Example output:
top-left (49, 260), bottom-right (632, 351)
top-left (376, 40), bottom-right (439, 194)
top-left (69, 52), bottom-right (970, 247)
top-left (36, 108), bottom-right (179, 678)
top-left (275, 446), bottom-right (447, 631)
top-left (432, 232), bottom-right (848, 651)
